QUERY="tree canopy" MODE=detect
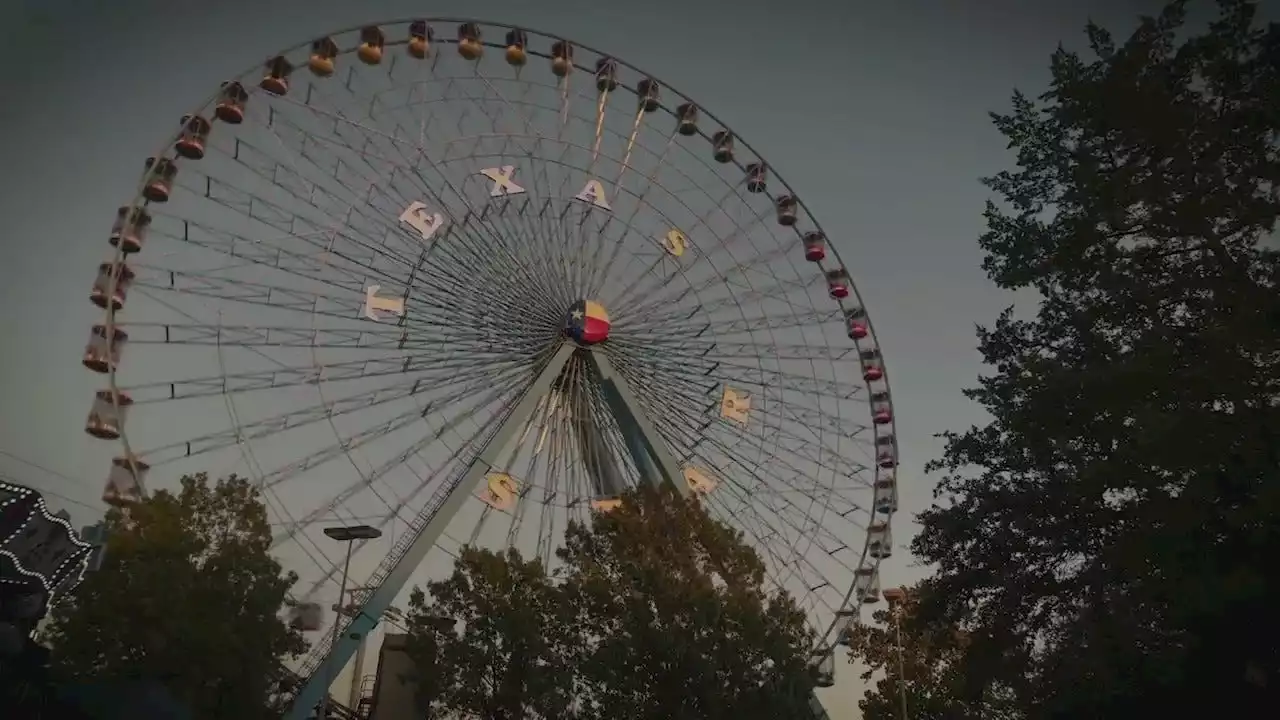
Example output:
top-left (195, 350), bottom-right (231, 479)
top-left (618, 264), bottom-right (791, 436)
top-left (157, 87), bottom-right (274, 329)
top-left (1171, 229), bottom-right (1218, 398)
top-left (907, 0), bottom-right (1280, 715)
top-left (845, 582), bottom-right (1021, 720)
top-left (40, 473), bottom-right (307, 720)
top-left (404, 484), bottom-right (817, 720)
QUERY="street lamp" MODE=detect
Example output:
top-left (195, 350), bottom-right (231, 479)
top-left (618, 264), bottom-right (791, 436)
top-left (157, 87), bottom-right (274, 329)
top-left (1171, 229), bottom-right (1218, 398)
top-left (882, 586), bottom-right (910, 720)
top-left (317, 525), bottom-right (381, 720)
top-left (323, 525), bottom-right (384, 542)
top-left (335, 587), bottom-right (398, 709)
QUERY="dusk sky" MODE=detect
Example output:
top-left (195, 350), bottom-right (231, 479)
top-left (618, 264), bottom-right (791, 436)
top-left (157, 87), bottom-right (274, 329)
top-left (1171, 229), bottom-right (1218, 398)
top-left (1, 1), bottom-right (1172, 717)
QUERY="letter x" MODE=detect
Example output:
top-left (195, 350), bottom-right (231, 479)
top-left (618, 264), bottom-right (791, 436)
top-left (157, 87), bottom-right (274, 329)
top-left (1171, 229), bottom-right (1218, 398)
top-left (480, 166), bottom-right (526, 197)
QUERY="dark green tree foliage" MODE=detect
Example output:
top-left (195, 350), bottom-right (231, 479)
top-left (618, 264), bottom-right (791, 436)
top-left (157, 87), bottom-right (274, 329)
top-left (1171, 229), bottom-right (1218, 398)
top-left (404, 547), bottom-right (574, 720)
top-left (560, 483), bottom-right (814, 720)
top-left (41, 473), bottom-right (307, 719)
top-left (914, 0), bottom-right (1280, 715)
top-left (405, 484), bottom-right (815, 720)
top-left (845, 582), bottom-right (1022, 720)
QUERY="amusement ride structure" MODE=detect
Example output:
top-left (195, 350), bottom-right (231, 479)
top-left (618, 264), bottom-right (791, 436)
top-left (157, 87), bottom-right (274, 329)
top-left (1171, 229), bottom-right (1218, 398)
top-left (78, 19), bottom-right (901, 718)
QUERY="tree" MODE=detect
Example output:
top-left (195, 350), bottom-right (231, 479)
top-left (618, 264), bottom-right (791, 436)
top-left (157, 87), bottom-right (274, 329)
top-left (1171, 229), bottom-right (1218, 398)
top-left (41, 473), bottom-right (307, 720)
top-left (913, 0), bottom-right (1280, 715)
top-left (404, 484), bottom-right (817, 720)
top-left (404, 546), bottom-right (574, 720)
top-left (845, 583), bottom-right (1022, 720)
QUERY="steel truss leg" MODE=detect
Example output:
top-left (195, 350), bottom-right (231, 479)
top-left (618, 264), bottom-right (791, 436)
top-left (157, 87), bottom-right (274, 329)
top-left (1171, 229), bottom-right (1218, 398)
top-left (284, 343), bottom-right (578, 720)
top-left (593, 349), bottom-right (829, 720)
top-left (586, 349), bottom-right (689, 497)
top-left (577, 411), bottom-right (627, 498)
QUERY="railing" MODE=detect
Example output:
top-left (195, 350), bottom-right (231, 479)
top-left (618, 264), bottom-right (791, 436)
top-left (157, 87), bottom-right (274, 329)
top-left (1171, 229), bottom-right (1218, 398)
top-left (303, 699), bottom-right (360, 720)
top-left (357, 673), bottom-right (377, 718)
top-left (808, 690), bottom-right (832, 720)
top-left (278, 664), bottom-right (360, 720)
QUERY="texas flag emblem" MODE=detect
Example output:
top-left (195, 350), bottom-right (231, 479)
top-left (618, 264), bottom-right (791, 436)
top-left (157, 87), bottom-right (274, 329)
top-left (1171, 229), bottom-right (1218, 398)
top-left (564, 299), bottom-right (611, 345)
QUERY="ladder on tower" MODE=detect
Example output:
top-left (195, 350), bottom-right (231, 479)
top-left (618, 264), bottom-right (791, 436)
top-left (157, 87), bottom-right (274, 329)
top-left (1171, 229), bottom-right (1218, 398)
top-left (808, 690), bottom-right (832, 720)
top-left (356, 673), bottom-right (377, 718)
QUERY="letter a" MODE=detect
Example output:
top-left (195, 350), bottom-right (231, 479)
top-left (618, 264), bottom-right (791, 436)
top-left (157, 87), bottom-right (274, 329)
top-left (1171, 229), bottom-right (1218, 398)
top-left (479, 166), bottom-right (525, 197)
top-left (574, 179), bottom-right (612, 211)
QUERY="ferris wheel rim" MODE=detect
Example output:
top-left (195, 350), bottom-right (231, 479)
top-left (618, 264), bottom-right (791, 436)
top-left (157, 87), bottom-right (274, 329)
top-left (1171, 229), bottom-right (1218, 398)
top-left (89, 16), bottom-right (901, 659)
top-left (118, 16), bottom-right (881, 326)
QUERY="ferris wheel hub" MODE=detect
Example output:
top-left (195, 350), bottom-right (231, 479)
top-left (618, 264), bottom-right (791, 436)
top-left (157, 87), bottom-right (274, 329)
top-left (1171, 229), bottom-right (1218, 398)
top-left (563, 299), bottom-right (611, 345)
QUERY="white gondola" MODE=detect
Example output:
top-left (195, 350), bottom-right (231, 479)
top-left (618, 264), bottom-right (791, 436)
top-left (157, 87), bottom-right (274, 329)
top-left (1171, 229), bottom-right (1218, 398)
top-left (834, 609), bottom-right (857, 646)
top-left (288, 602), bottom-right (324, 632)
top-left (103, 456), bottom-right (147, 506)
top-left (869, 522), bottom-right (893, 559)
top-left (811, 649), bottom-right (836, 688)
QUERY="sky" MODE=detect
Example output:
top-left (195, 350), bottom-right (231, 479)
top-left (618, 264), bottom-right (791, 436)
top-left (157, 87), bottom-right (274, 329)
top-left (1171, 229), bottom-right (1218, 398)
top-left (0, 0), bottom-right (1171, 717)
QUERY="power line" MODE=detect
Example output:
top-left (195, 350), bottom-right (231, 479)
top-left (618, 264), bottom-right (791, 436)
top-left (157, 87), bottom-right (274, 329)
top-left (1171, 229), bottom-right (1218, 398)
top-left (0, 449), bottom-right (104, 515)
top-left (0, 449), bottom-right (397, 527)
top-left (0, 448), bottom-right (93, 488)
top-left (0, 472), bottom-right (104, 514)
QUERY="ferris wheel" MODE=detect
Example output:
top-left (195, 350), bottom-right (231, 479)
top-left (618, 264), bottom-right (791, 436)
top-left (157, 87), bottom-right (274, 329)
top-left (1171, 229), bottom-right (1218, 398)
top-left (79, 18), bottom-right (900, 716)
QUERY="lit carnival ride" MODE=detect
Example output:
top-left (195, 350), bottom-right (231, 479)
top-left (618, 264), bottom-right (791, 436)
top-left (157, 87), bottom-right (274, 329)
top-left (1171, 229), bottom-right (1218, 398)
top-left (79, 19), bottom-right (901, 717)
top-left (0, 480), bottom-right (95, 659)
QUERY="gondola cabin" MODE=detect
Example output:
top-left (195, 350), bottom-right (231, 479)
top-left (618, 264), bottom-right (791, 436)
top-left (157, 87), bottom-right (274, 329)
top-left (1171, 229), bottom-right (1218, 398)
top-left (109, 205), bottom-right (151, 254)
top-left (870, 391), bottom-right (893, 425)
top-left (260, 56), bottom-right (293, 96)
top-left (860, 348), bottom-right (884, 382)
top-left (215, 82), bottom-right (249, 124)
top-left (358, 26), bottom-right (385, 65)
top-left (90, 262), bottom-right (135, 310)
top-left (876, 438), bottom-right (897, 469)
top-left (834, 609), bottom-right (857, 646)
top-left (745, 163), bottom-right (767, 193)
top-left (551, 40), bottom-right (574, 76)
top-left (775, 194), bottom-right (798, 226)
top-left (309, 37), bottom-right (339, 76)
top-left (595, 57), bottom-right (618, 92)
top-left (868, 522), bottom-right (892, 559)
top-left (174, 115), bottom-right (212, 159)
top-left (676, 103), bottom-right (698, 135)
top-left (408, 22), bottom-right (433, 59)
top-left (85, 390), bottom-right (133, 440)
top-left (712, 131), bottom-right (733, 163)
top-left (505, 29), bottom-right (528, 66)
top-left (802, 231), bottom-right (826, 262)
top-left (825, 268), bottom-right (850, 298)
top-left (874, 475), bottom-right (897, 514)
top-left (143, 157), bottom-right (177, 202)
top-left (103, 456), bottom-right (147, 506)
top-left (83, 325), bottom-right (128, 373)
top-left (845, 307), bottom-right (868, 339)
top-left (288, 602), bottom-right (324, 632)
top-left (637, 78), bottom-right (660, 112)
top-left (862, 573), bottom-right (881, 603)
top-left (457, 23), bottom-right (483, 60)
top-left (811, 650), bottom-right (836, 688)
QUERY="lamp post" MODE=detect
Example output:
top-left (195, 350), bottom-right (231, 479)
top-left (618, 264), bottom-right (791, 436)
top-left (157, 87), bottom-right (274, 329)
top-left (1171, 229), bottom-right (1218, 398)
top-left (317, 524), bottom-right (381, 720)
top-left (882, 586), bottom-right (910, 720)
top-left (337, 587), bottom-right (401, 709)
top-left (337, 598), bottom-right (410, 711)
